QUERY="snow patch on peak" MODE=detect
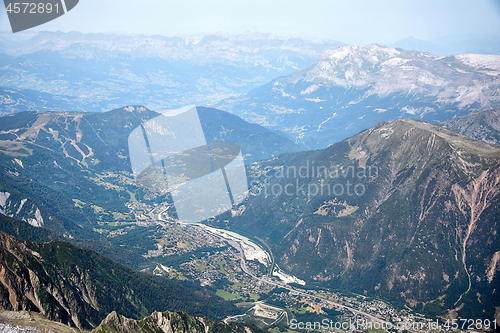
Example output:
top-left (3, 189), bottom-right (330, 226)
top-left (319, 46), bottom-right (353, 61)
top-left (455, 54), bottom-right (500, 71)
top-left (301, 84), bottom-right (320, 95)
top-left (382, 57), bottom-right (409, 67)
top-left (0, 192), bottom-right (10, 215)
top-left (365, 44), bottom-right (400, 62)
top-left (319, 44), bottom-right (400, 64)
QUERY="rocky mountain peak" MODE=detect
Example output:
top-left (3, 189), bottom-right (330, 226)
top-left (305, 44), bottom-right (483, 92)
top-left (220, 44), bottom-right (500, 148)
top-left (94, 311), bottom-right (141, 332)
top-left (211, 117), bottom-right (500, 319)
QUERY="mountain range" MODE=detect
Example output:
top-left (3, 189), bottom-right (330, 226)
top-left (389, 34), bottom-right (500, 57)
top-left (2, 32), bottom-right (500, 152)
top-left (217, 44), bottom-right (500, 148)
top-left (1, 30), bottom-right (500, 331)
top-left (209, 117), bottom-right (500, 319)
top-left (0, 31), bottom-right (342, 115)
top-left (0, 106), bottom-right (299, 252)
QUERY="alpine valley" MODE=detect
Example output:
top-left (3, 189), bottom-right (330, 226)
top-left (0, 105), bottom-right (303, 332)
top-left (1, 31), bottom-right (500, 333)
top-left (0, 106), bottom-right (299, 242)
top-left (0, 105), bottom-right (499, 331)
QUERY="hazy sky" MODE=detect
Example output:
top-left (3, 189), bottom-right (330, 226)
top-left (1, 0), bottom-right (500, 44)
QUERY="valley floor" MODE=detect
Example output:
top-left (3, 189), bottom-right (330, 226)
top-left (93, 200), bottom-right (481, 332)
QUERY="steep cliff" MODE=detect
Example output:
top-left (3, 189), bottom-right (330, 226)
top-left (92, 310), bottom-right (266, 333)
top-left (0, 232), bottom-right (236, 329)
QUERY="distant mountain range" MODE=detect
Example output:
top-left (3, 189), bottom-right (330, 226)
top-left (210, 118), bottom-right (500, 319)
top-left (2, 33), bottom-right (499, 152)
top-left (0, 31), bottom-right (342, 114)
top-left (3, 32), bottom-right (498, 120)
top-left (390, 34), bottom-right (500, 56)
top-left (218, 44), bottom-right (500, 148)
top-left (1, 31), bottom-right (341, 63)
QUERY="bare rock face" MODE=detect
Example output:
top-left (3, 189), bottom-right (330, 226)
top-left (0, 232), bottom-right (236, 330)
top-left (92, 310), bottom-right (264, 333)
top-left (93, 311), bottom-right (142, 333)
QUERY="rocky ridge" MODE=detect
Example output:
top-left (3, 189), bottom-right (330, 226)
top-left (92, 310), bottom-right (265, 333)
